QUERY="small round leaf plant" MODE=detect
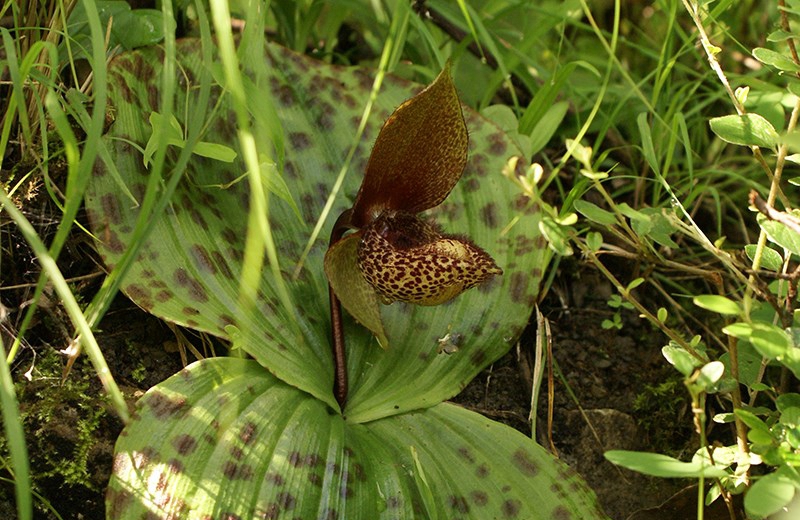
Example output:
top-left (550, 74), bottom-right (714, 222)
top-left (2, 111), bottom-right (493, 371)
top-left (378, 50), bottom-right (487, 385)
top-left (324, 63), bottom-right (501, 405)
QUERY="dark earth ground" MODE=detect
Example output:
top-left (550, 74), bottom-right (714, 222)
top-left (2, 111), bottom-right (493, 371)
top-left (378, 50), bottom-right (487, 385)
top-left (0, 243), bottom-right (746, 519)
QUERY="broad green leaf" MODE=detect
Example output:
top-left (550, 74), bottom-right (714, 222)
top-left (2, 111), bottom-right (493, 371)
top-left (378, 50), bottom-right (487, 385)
top-left (64, 1), bottom-right (164, 62)
top-left (586, 231), bottom-right (603, 252)
top-left (778, 393), bottom-right (800, 413)
top-left (627, 277), bottom-right (645, 291)
top-left (481, 104), bottom-right (532, 158)
top-left (191, 141), bottom-right (238, 162)
top-left (745, 243), bottom-right (784, 271)
top-left (574, 199), bottom-right (617, 226)
top-left (634, 207), bottom-right (679, 249)
top-left (662, 344), bottom-right (702, 376)
top-left (780, 407), bottom-right (800, 428)
top-left (143, 111), bottom-right (182, 166)
top-left (144, 112), bottom-right (237, 166)
top-left (604, 450), bottom-right (728, 478)
top-left (694, 294), bottom-right (741, 316)
top-left (767, 29), bottom-right (795, 43)
top-left (616, 202), bottom-right (650, 222)
top-left (527, 100), bottom-right (568, 157)
top-left (723, 322), bottom-right (753, 339)
top-left (752, 47), bottom-right (800, 72)
top-left (720, 341), bottom-right (761, 387)
top-left (777, 130), bottom-right (800, 153)
top-left (726, 322), bottom-right (800, 380)
top-left (539, 216), bottom-right (573, 256)
top-left (745, 471), bottom-right (798, 518)
top-left (108, 358), bottom-right (609, 520)
top-left (709, 113), bottom-right (779, 149)
top-left (85, 41), bottom-right (551, 420)
top-left (746, 91), bottom-right (787, 133)
top-left (697, 361), bottom-right (725, 390)
top-left (758, 213), bottom-right (800, 257)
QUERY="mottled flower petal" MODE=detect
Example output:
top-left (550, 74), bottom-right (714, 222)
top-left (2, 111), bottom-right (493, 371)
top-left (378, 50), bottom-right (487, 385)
top-left (350, 63), bottom-right (468, 227)
top-left (357, 213), bottom-right (502, 306)
top-left (324, 232), bottom-right (389, 347)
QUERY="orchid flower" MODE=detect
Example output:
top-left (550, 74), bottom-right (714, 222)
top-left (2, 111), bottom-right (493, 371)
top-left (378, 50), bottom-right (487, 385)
top-left (324, 64), bottom-right (502, 405)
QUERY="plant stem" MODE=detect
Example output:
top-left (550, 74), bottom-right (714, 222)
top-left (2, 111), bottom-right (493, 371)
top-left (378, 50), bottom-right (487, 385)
top-left (329, 286), bottom-right (348, 408)
top-left (329, 210), bottom-right (353, 409)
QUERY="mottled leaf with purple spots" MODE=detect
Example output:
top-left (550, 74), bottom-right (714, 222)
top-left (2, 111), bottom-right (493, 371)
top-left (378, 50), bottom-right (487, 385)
top-left (85, 40), bottom-right (550, 418)
top-left (107, 357), bottom-right (608, 519)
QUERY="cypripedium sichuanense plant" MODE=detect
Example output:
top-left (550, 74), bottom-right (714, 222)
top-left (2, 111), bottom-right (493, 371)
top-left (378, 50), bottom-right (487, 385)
top-left (324, 64), bottom-right (502, 405)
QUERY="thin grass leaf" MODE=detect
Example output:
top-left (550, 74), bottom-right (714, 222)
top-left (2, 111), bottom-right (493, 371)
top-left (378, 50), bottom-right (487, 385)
top-left (638, 111), bottom-right (661, 176)
top-left (81, 0), bottom-right (184, 336)
top-left (0, 28), bottom-right (33, 151)
top-left (0, 339), bottom-right (32, 520)
top-left (0, 189), bottom-right (128, 421)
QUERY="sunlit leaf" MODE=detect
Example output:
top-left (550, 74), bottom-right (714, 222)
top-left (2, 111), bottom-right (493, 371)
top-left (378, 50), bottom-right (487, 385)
top-left (745, 470), bottom-right (798, 518)
top-left (758, 213), bottom-right (800, 257)
top-left (662, 344), bottom-right (701, 376)
top-left (745, 243), bottom-right (784, 271)
top-left (752, 47), bottom-right (800, 72)
top-left (694, 295), bottom-right (740, 316)
top-left (574, 199), bottom-right (616, 226)
top-left (107, 358), bottom-right (609, 520)
top-left (605, 450), bottom-right (728, 478)
top-left (527, 101), bottom-right (568, 157)
top-left (709, 113), bottom-right (779, 149)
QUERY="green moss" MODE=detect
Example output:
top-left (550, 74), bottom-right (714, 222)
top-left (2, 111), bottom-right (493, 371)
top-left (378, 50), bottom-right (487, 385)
top-left (633, 377), bottom-right (693, 457)
top-left (6, 345), bottom-right (117, 516)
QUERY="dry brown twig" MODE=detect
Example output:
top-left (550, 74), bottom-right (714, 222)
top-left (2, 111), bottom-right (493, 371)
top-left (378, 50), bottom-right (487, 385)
top-left (749, 190), bottom-right (800, 236)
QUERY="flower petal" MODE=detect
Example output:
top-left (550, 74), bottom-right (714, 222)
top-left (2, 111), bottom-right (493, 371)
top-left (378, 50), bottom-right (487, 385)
top-left (358, 213), bottom-right (502, 306)
top-left (350, 63), bottom-right (468, 227)
top-left (324, 232), bottom-right (389, 347)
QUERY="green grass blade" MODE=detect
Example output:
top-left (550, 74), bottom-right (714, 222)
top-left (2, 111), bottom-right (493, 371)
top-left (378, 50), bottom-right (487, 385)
top-left (0, 28), bottom-right (32, 150)
top-left (0, 337), bottom-right (31, 520)
top-left (0, 188), bottom-right (129, 421)
top-left (209, 0), bottom-right (301, 337)
top-left (81, 0), bottom-right (179, 331)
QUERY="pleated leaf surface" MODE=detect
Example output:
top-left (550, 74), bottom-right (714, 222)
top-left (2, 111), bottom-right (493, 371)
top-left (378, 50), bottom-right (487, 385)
top-left (107, 357), bottom-right (608, 520)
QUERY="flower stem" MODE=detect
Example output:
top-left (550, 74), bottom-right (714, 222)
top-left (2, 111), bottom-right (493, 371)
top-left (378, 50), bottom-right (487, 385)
top-left (329, 286), bottom-right (348, 408)
top-left (329, 210), bottom-right (354, 409)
